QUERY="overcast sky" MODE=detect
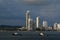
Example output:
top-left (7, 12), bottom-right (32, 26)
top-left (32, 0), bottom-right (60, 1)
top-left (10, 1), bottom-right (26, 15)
top-left (0, 0), bottom-right (60, 26)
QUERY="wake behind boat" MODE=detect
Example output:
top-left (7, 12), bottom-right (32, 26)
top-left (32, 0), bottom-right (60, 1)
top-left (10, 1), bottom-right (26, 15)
top-left (12, 32), bottom-right (22, 36)
top-left (12, 31), bottom-right (46, 37)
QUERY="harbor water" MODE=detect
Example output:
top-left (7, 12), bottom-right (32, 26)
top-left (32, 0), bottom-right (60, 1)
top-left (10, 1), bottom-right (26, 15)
top-left (0, 31), bottom-right (60, 40)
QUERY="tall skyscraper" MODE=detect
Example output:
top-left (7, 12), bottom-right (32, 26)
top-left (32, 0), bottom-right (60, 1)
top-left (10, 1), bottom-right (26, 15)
top-left (57, 23), bottom-right (60, 31)
top-left (42, 21), bottom-right (48, 30)
top-left (26, 10), bottom-right (30, 29)
top-left (36, 16), bottom-right (40, 28)
top-left (28, 18), bottom-right (33, 30)
top-left (54, 23), bottom-right (58, 30)
top-left (43, 21), bottom-right (48, 27)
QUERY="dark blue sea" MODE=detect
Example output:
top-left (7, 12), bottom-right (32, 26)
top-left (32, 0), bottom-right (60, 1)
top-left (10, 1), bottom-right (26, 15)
top-left (0, 31), bottom-right (60, 40)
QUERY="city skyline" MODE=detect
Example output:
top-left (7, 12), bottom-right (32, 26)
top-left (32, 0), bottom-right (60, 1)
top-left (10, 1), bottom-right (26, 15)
top-left (0, 0), bottom-right (60, 26)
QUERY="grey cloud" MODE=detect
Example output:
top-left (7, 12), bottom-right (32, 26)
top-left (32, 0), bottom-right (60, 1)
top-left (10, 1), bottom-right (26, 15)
top-left (23, 0), bottom-right (51, 5)
top-left (40, 8), bottom-right (56, 17)
top-left (40, 4), bottom-right (60, 18)
top-left (0, 0), bottom-right (24, 19)
top-left (0, 19), bottom-right (25, 25)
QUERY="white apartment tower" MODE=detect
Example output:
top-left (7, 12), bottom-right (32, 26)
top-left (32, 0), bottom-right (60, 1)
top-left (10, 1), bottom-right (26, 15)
top-left (54, 23), bottom-right (58, 30)
top-left (28, 18), bottom-right (33, 30)
top-left (57, 23), bottom-right (60, 31)
top-left (42, 21), bottom-right (48, 30)
top-left (26, 10), bottom-right (30, 29)
top-left (36, 16), bottom-right (40, 28)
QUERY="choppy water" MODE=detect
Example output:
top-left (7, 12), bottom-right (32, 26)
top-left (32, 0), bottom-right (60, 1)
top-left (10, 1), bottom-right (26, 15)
top-left (0, 31), bottom-right (60, 40)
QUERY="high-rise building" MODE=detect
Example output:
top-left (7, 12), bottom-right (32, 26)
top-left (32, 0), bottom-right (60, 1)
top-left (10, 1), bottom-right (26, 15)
top-left (43, 21), bottom-right (48, 27)
top-left (42, 21), bottom-right (48, 30)
top-left (36, 16), bottom-right (40, 28)
top-left (54, 23), bottom-right (58, 30)
top-left (28, 18), bottom-right (33, 30)
top-left (57, 23), bottom-right (60, 31)
top-left (26, 10), bottom-right (30, 29)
